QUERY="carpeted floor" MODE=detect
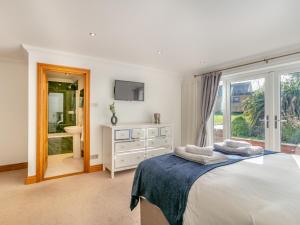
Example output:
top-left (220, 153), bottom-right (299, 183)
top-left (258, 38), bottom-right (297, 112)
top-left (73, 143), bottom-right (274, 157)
top-left (0, 169), bottom-right (140, 225)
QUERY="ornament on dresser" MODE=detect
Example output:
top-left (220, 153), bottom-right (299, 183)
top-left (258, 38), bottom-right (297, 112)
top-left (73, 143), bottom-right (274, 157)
top-left (154, 113), bottom-right (161, 124)
top-left (109, 102), bottom-right (118, 125)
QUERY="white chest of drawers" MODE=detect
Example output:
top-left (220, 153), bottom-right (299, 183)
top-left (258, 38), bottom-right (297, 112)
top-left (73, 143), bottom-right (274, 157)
top-left (102, 123), bottom-right (173, 178)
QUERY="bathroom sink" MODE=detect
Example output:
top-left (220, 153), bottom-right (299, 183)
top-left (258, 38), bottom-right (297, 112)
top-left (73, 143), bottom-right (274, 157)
top-left (64, 126), bottom-right (83, 159)
top-left (64, 126), bottom-right (82, 134)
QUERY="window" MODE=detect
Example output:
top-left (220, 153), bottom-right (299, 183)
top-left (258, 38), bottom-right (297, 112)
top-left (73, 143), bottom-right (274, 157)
top-left (210, 69), bottom-right (300, 154)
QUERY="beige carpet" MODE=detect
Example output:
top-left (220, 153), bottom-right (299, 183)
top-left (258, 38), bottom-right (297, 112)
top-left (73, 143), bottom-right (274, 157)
top-left (0, 169), bottom-right (140, 225)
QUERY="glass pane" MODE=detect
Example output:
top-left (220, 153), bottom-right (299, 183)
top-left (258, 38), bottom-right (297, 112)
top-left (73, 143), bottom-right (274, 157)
top-left (230, 79), bottom-right (265, 148)
top-left (48, 92), bottom-right (64, 133)
top-left (280, 73), bottom-right (300, 154)
top-left (48, 81), bottom-right (77, 133)
top-left (213, 82), bottom-right (225, 142)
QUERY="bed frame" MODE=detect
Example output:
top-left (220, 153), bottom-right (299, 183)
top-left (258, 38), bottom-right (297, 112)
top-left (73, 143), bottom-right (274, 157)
top-left (140, 198), bottom-right (170, 225)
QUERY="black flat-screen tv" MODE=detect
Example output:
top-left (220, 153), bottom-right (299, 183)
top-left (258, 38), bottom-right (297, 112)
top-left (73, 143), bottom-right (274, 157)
top-left (114, 80), bottom-right (144, 101)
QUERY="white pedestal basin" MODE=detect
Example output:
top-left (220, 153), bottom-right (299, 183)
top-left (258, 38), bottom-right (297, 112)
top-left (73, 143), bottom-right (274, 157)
top-left (64, 126), bottom-right (82, 159)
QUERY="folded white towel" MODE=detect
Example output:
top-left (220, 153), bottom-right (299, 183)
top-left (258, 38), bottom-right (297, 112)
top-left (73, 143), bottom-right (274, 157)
top-left (174, 146), bottom-right (228, 165)
top-left (185, 145), bottom-right (213, 156)
top-left (214, 142), bottom-right (264, 156)
top-left (224, 139), bottom-right (251, 148)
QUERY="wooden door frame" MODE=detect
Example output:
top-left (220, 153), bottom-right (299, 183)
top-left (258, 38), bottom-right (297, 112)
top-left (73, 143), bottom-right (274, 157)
top-left (36, 63), bottom-right (90, 182)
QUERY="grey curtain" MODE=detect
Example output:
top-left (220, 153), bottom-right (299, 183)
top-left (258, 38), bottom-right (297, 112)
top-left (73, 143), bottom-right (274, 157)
top-left (196, 71), bottom-right (222, 147)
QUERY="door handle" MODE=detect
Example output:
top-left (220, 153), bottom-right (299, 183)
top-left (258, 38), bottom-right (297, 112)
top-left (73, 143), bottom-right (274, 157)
top-left (259, 115), bottom-right (269, 128)
top-left (274, 115), bottom-right (287, 129)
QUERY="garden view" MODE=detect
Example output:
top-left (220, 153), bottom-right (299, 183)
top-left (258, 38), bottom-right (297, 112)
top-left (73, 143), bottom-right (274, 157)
top-left (213, 73), bottom-right (300, 153)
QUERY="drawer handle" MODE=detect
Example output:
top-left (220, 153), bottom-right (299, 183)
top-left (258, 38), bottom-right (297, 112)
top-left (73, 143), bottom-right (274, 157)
top-left (121, 159), bottom-right (125, 162)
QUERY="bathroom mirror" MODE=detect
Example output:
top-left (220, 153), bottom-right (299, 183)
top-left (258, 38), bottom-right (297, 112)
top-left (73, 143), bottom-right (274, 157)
top-left (48, 92), bottom-right (64, 133)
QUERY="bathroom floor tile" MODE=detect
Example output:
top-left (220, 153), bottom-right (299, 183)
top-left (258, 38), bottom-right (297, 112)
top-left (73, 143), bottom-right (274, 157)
top-left (44, 153), bottom-right (83, 178)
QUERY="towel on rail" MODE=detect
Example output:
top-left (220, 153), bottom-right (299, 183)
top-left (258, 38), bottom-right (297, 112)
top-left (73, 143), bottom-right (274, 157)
top-left (214, 142), bottom-right (264, 156)
top-left (185, 145), bottom-right (213, 156)
top-left (174, 146), bottom-right (228, 165)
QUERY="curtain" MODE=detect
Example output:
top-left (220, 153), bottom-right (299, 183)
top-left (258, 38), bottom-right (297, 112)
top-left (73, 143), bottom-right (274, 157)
top-left (196, 72), bottom-right (222, 147)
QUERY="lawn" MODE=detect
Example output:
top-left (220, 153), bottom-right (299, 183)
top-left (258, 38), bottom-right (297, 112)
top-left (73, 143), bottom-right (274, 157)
top-left (214, 112), bottom-right (265, 141)
top-left (214, 114), bottom-right (224, 125)
top-left (213, 113), bottom-right (241, 125)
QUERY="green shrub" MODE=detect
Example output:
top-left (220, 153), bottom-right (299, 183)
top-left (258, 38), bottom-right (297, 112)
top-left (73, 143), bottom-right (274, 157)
top-left (231, 116), bottom-right (250, 137)
top-left (282, 122), bottom-right (300, 145)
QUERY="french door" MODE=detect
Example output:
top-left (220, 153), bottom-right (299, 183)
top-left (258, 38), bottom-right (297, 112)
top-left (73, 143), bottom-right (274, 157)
top-left (273, 70), bottom-right (300, 154)
top-left (212, 69), bottom-right (300, 155)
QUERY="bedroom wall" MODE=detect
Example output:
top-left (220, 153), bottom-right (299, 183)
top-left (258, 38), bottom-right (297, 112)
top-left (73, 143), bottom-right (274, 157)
top-left (24, 46), bottom-right (182, 176)
top-left (0, 59), bottom-right (27, 166)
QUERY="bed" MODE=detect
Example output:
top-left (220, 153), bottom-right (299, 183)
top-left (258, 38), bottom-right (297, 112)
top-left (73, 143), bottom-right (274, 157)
top-left (131, 151), bottom-right (300, 225)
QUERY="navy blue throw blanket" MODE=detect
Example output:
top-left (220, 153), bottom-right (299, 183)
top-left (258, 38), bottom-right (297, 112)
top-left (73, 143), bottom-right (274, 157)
top-left (130, 150), bottom-right (277, 225)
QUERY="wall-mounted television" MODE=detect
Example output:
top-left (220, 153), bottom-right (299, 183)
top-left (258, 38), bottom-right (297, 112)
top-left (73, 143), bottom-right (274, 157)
top-left (114, 80), bottom-right (144, 101)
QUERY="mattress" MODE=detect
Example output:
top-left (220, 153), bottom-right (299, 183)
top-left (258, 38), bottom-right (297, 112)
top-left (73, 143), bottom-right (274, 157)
top-left (183, 153), bottom-right (300, 225)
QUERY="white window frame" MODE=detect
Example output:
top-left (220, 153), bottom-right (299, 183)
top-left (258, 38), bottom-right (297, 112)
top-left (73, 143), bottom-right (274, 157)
top-left (209, 61), bottom-right (300, 151)
top-left (273, 67), bottom-right (300, 151)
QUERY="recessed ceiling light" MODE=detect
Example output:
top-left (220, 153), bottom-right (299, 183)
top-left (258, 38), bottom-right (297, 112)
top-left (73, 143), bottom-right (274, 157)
top-left (157, 50), bottom-right (162, 55)
top-left (89, 32), bottom-right (96, 37)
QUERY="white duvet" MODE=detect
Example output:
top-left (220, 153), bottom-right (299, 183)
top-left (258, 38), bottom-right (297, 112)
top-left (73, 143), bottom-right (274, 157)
top-left (183, 153), bottom-right (300, 225)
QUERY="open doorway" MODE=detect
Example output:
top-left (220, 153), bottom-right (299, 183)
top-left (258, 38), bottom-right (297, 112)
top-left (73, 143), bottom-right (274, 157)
top-left (36, 64), bottom-right (90, 182)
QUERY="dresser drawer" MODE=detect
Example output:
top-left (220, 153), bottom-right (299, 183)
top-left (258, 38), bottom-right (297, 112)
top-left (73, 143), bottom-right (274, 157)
top-left (160, 127), bottom-right (172, 136)
top-left (147, 138), bottom-right (160, 148)
top-left (146, 148), bottom-right (172, 159)
top-left (115, 152), bottom-right (145, 169)
top-left (115, 140), bottom-right (145, 153)
top-left (147, 128), bottom-right (159, 138)
top-left (160, 137), bottom-right (171, 147)
top-left (147, 137), bottom-right (171, 148)
top-left (131, 128), bottom-right (146, 139)
top-left (115, 129), bottom-right (130, 140)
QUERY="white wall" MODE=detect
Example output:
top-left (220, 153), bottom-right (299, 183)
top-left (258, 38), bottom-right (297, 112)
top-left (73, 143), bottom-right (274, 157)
top-left (0, 59), bottom-right (27, 165)
top-left (25, 46), bottom-right (182, 176)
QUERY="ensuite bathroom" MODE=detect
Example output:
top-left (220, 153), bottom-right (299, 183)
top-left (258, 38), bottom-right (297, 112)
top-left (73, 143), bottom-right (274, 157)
top-left (46, 72), bottom-right (85, 178)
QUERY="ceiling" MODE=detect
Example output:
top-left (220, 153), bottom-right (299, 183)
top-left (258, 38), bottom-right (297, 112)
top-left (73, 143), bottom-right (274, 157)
top-left (1, 0), bottom-right (300, 74)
